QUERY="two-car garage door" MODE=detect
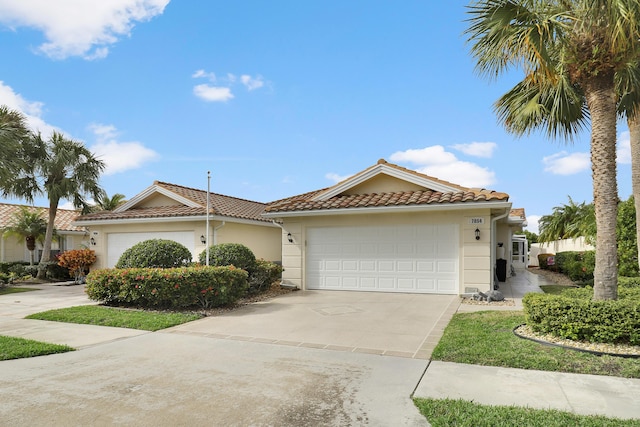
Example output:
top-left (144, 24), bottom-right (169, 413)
top-left (306, 224), bottom-right (458, 294)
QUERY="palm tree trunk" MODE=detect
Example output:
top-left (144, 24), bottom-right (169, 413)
top-left (36, 199), bottom-right (59, 280)
top-left (628, 113), bottom-right (640, 273)
top-left (584, 72), bottom-right (618, 300)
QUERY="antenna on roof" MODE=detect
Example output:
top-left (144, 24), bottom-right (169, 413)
top-left (206, 171), bottom-right (211, 266)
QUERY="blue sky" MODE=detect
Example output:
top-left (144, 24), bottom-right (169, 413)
top-left (0, 1), bottom-right (633, 234)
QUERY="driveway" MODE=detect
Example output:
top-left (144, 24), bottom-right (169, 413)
top-left (167, 290), bottom-right (460, 359)
top-left (0, 285), bottom-right (459, 425)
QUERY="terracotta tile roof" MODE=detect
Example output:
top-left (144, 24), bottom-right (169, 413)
top-left (265, 160), bottom-right (509, 214)
top-left (76, 182), bottom-right (271, 223)
top-left (510, 208), bottom-right (526, 220)
top-left (0, 203), bottom-right (84, 232)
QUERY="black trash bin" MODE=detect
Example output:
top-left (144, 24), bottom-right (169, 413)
top-left (496, 259), bottom-right (507, 282)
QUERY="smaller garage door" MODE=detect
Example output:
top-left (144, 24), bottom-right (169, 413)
top-left (107, 232), bottom-right (195, 267)
top-left (306, 224), bottom-right (458, 294)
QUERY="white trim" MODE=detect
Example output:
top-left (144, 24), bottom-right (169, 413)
top-left (115, 184), bottom-right (200, 213)
top-left (311, 163), bottom-right (461, 201)
top-left (263, 201), bottom-right (512, 218)
top-left (74, 214), bottom-right (279, 228)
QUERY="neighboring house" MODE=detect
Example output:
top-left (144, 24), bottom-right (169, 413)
top-left (73, 181), bottom-right (282, 269)
top-left (263, 159), bottom-right (526, 295)
top-left (529, 237), bottom-right (594, 267)
top-left (0, 203), bottom-right (87, 263)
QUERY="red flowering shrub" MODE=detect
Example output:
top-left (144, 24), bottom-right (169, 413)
top-left (85, 266), bottom-right (248, 309)
top-left (58, 249), bottom-right (97, 283)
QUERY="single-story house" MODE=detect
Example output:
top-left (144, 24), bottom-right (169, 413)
top-left (0, 203), bottom-right (87, 263)
top-left (263, 159), bottom-right (526, 295)
top-left (73, 181), bottom-right (282, 269)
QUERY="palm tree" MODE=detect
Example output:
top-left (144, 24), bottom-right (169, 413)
top-left (538, 196), bottom-right (595, 245)
top-left (466, 0), bottom-right (640, 300)
top-left (1, 132), bottom-right (105, 279)
top-left (2, 206), bottom-right (48, 265)
top-left (0, 106), bottom-right (31, 184)
top-left (94, 192), bottom-right (127, 212)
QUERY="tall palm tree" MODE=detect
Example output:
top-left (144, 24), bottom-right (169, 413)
top-left (2, 206), bottom-right (48, 265)
top-left (2, 132), bottom-right (105, 279)
top-left (0, 106), bottom-right (31, 184)
top-left (466, 0), bottom-right (640, 300)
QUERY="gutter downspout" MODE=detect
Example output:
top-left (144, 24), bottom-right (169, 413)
top-left (491, 209), bottom-right (510, 290)
top-left (213, 221), bottom-right (225, 245)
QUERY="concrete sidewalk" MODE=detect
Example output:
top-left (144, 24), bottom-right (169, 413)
top-left (414, 361), bottom-right (640, 420)
top-left (414, 269), bottom-right (640, 421)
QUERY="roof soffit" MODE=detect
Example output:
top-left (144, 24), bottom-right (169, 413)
top-left (311, 163), bottom-right (461, 201)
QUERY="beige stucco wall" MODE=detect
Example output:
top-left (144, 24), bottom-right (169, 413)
top-left (277, 208), bottom-right (494, 294)
top-left (1, 233), bottom-right (87, 263)
top-left (86, 219), bottom-right (281, 269)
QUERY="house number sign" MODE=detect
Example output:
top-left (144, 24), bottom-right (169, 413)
top-left (469, 217), bottom-right (484, 225)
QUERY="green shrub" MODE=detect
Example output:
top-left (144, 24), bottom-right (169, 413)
top-left (85, 266), bottom-right (248, 309)
top-left (537, 253), bottom-right (554, 270)
top-left (619, 276), bottom-right (640, 287)
top-left (0, 262), bottom-right (29, 275)
top-left (116, 239), bottom-right (192, 269)
top-left (0, 272), bottom-right (10, 285)
top-left (248, 259), bottom-right (283, 294)
top-left (523, 292), bottom-right (640, 345)
top-left (554, 251), bottom-right (594, 285)
top-left (199, 243), bottom-right (257, 272)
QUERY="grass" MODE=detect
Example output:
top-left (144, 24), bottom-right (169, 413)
top-left (0, 286), bottom-right (39, 295)
top-left (413, 398), bottom-right (640, 427)
top-left (431, 311), bottom-right (640, 378)
top-left (0, 335), bottom-right (74, 361)
top-left (26, 305), bottom-right (203, 331)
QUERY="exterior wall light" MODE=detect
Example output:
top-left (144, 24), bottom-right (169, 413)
top-left (200, 235), bottom-right (206, 244)
top-left (287, 232), bottom-right (293, 243)
top-left (475, 228), bottom-right (480, 241)
top-left (90, 237), bottom-right (96, 246)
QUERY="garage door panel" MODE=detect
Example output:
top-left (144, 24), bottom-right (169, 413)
top-left (306, 225), bottom-right (458, 294)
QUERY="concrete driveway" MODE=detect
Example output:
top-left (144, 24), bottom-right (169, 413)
top-left (0, 284), bottom-right (459, 426)
top-left (167, 290), bottom-right (460, 360)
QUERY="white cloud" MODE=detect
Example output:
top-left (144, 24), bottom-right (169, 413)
top-left (88, 123), bottom-right (159, 175)
top-left (241, 74), bottom-right (264, 91)
top-left (390, 145), bottom-right (496, 188)
top-left (193, 84), bottom-right (234, 102)
top-left (542, 151), bottom-right (590, 175)
top-left (0, 0), bottom-right (169, 60)
top-left (452, 141), bottom-right (497, 158)
top-left (0, 81), bottom-right (59, 137)
top-left (192, 69), bottom-right (216, 81)
top-left (525, 215), bottom-right (542, 234)
top-left (617, 131), bottom-right (631, 164)
top-left (325, 172), bottom-right (352, 183)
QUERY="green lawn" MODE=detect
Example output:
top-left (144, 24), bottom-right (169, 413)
top-left (414, 398), bottom-right (640, 427)
top-left (431, 311), bottom-right (640, 378)
top-left (0, 335), bottom-right (73, 361)
top-left (0, 286), bottom-right (39, 295)
top-left (26, 305), bottom-right (203, 331)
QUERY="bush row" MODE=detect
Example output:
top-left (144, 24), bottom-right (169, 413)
top-left (523, 289), bottom-right (640, 345)
top-left (85, 266), bottom-right (249, 309)
top-left (538, 251), bottom-right (595, 285)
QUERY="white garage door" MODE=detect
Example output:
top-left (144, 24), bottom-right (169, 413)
top-left (107, 232), bottom-right (195, 267)
top-left (306, 224), bottom-right (458, 294)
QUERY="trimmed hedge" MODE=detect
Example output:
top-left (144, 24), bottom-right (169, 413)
top-left (523, 290), bottom-right (640, 345)
top-left (85, 266), bottom-right (248, 309)
top-left (199, 243), bottom-right (256, 272)
top-left (116, 239), bottom-right (192, 269)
